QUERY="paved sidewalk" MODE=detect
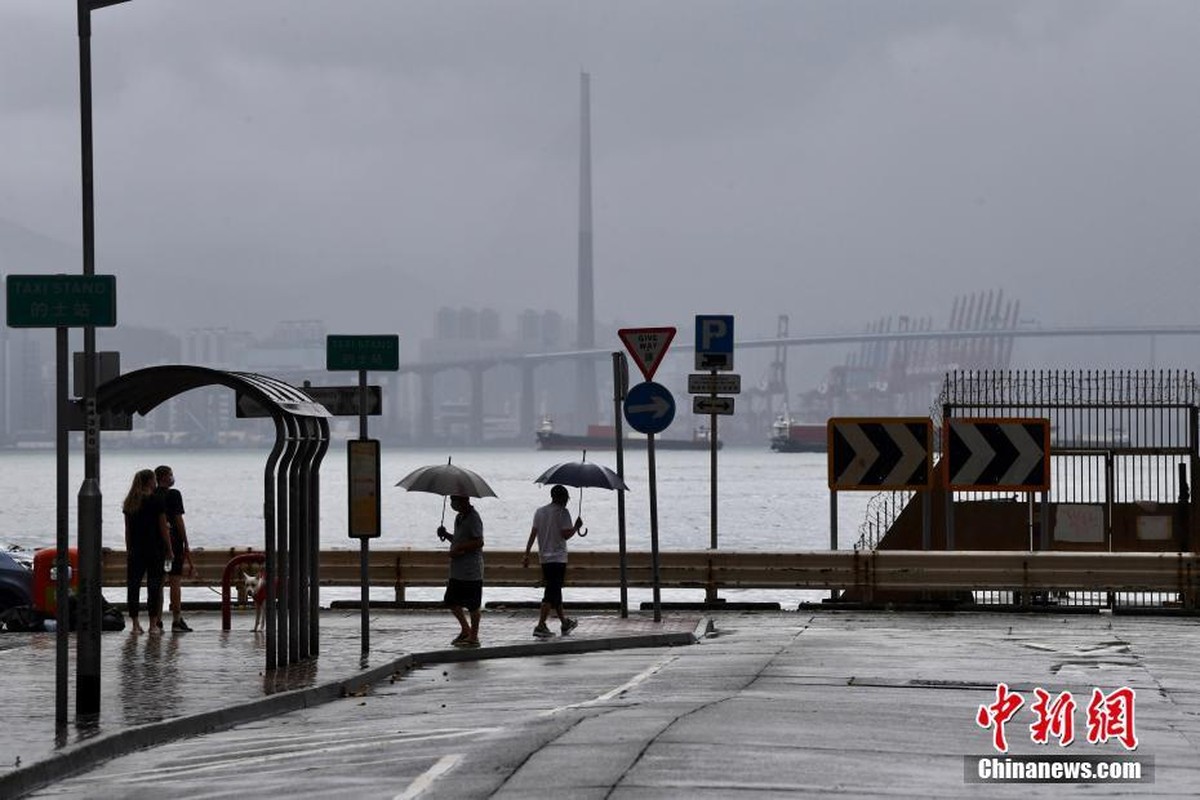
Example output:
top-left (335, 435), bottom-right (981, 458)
top-left (0, 607), bottom-right (704, 797)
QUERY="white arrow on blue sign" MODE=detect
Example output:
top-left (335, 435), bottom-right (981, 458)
top-left (623, 381), bottom-right (676, 435)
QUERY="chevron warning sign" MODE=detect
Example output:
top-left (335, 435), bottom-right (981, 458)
top-left (944, 417), bottom-right (1051, 491)
top-left (828, 417), bottom-right (932, 490)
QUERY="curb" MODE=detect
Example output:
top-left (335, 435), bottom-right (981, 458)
top-left (0, 618), bottom-right (707, 799)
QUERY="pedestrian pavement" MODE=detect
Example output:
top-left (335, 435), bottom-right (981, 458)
top-left (0, 605), bottom-right (705, 798)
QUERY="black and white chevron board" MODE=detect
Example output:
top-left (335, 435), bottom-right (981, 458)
top-left (944, 418), bottom-right (1051, 491)
top-left (828, 418), bottom-right (932, 490)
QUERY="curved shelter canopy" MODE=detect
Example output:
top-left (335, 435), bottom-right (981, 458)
top-left (97, 365), bottom-right (331, 670)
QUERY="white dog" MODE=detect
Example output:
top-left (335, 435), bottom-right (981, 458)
top-left (242, 570), bottom-right (267, 632)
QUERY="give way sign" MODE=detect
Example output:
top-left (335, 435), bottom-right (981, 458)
top-left (618, 327), bottom-right (676, 381)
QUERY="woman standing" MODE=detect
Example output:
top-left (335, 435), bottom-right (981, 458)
top-left (122, 468), bottom-right (172, 634)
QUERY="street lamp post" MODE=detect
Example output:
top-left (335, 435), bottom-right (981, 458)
top-left (75, 0), bottom-right (130, 721)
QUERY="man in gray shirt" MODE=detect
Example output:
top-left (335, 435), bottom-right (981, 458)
top-left (438, 494), bottom-right (484, 647)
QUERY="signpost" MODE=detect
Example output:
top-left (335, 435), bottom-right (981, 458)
top-left (237, 385), bottom-right (383, 418)
top-left (619, 327), bottom-right (676, 621)
top-left (617, 327), bottom-right (675, 382)
top-left (692, 396), bottom-right (734, 415)
top-left (694, 314), bottom-right (734, 371)
top-left (6, 273), bottom-right (117, 728)
top-left (827, 418), bottom-right (933, 581)
top-left (944, 418), bottom-right (1050, 491)
top-left (611, 352), bottom-right (630, 618)
top-left (943, 418), bottom-right (1051, 550)
top-left (326, 334), bottom-right (399, 654)
top-left (692, 315), bottom-right (737, 603)
top-left (347, 439), bottom-right (381, 539)
top-left (623, 381), bottom-right (676, 434)
top-left (5, 274), bottom-right (116, 328)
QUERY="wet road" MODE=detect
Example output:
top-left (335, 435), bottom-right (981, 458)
top-left (28, 612), bottom-right (1200, 798)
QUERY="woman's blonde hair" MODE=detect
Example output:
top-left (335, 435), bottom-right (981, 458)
top-left (122, 468), bottom-right (156, 515)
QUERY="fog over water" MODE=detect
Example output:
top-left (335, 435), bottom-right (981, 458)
top-left (2, 1), bottom-right (1199, 373)
top-left (1, 446), bottom-right (868, 606)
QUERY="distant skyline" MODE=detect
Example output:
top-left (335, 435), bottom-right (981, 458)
top-left (2, 1), bottom-right (1199, 372)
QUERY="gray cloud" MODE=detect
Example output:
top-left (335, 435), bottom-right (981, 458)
top-left (1, 0), bottom-right (1196, 364)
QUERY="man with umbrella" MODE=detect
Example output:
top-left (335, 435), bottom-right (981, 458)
top-left (523, 484), bottom-right (583, 638)
top-left (397, 458), bottom-right (495, 648)
top-left (440, 495), bottom-right (485, 648)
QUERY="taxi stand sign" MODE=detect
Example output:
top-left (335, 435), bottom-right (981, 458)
top-left (618, 327), bottom-right (676, 382)
top-left (326, 335), bottom-right (399, 371)
top-left (6, 274), bottom-right (116, 328)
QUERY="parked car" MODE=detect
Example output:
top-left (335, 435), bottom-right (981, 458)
top-left (0, 551), bottom-right (34, 612)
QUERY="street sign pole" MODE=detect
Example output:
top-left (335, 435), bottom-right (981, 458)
top-left (358, 367), bottom-right (369, 656)
top-left (612, 352), bottom-right (629, 618)
top-left (706, 369), bottom-right (719, 604)
top-left (55, 327), bottom-right (69, 730)
top-left (648, 432), bottom-right (662, 623)
top-left (326, 334), bottom-right (398, 656)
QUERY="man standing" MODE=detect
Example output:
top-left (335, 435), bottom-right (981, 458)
top-left (440, 494), bottom-right (484, 648)
top-left (155, 465), bottom-right (194, 632)
top-left (523, 484), bottom-right (582, 638)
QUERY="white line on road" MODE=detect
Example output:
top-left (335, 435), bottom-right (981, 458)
top-left (394, 753), bottom-right (463, 800)
top-left (539, 655), bottom-right (677, 716)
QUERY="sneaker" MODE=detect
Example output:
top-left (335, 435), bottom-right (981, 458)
top-left (461, 639), bottom-right (481, 649)
top-left (532, 624), bottom-right (554, 639)
top-left (451, 632), bottom-right (470, 646)
top-left (171, 618), bottom-right (193, 632)
top-left (561, 618), bottom-right (578, 635)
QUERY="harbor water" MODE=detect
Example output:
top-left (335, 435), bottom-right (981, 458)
top-left (0, 446), bottom-right (872, 608)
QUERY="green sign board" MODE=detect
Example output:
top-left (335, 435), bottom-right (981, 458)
top-left (6, 274), bottom-right (117, 328)
top-left (326, 334), bottom-right (399, 371)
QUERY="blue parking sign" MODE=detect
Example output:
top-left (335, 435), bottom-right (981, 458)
top-left (695, 315), bottom-right (734, 371)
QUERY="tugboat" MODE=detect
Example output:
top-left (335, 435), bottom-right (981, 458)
top-left (536, 416), bottom-right (721, 451)
top-left (769, 415), bottom-right (826, 453)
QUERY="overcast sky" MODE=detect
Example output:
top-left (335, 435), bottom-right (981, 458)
top-left (1, 1), bottom-right (1198, 364)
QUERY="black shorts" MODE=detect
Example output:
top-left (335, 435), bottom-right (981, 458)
top-left (541, 562), bottom-right (567, 606)
top-left (444, 579), bottom-right (483, 611)
top-left (168, 531), bottom-right (185, 576)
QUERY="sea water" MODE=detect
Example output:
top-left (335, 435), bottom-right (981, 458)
top-left (0, 446), bottom-right (873, 608)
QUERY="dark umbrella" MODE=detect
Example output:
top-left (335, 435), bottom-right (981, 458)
top-left (534, 449), bottom-right (628, 536)
top-left (396, 456), bottom-right (497, 526)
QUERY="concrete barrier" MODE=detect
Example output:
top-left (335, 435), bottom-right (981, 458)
top-left (98, 548), bottom-right (1199, 606)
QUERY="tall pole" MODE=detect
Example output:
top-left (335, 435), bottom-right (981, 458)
top-left (648, 433), bottom-right (662, 623)
top-left (358, 368), bottom-right (369, 655)
top-left (55, 328), bottom-right (69, 730)
top-left (575, 72), bottom-right (598, 427)
top-left (76, 0), bottom-right (103, 720)
top-left (611, 353), bottom-right (629, 617)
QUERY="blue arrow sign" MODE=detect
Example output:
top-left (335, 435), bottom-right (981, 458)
top-left (623, 381), bottom-right (676, 435)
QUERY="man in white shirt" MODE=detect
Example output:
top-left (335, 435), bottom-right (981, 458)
top-left (523, 484), bottom-right (582, 638)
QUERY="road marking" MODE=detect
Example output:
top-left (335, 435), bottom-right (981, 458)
top-left (539, 655), bottom-right (677, 716)
top-left (394, 753), bottom-right (462, 800)
top-left (87, 728), bottom-right (497, 783)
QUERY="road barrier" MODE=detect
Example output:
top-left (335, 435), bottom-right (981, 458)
top-left (98, 548), bottom-right (1198, 607)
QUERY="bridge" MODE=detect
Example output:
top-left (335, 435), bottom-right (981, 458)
top-left (391, 323), bottom-right (1200, 446)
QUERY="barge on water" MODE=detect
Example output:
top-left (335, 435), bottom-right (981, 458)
top-left (769, 415), bottom-right (826, 453)
top-left (536, 418), bottom-right (721, 451)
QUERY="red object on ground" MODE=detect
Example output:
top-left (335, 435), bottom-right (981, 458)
top-left (32, 547), bottom-right (79, 614)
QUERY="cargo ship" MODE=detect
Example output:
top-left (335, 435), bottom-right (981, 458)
top-left (769, 415), bottom-right (826, 452)
top-left (536, 417), bottom-right (721, 451)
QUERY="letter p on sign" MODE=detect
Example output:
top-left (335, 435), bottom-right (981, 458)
top-left (695, 314), bottom-right (734, 371)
